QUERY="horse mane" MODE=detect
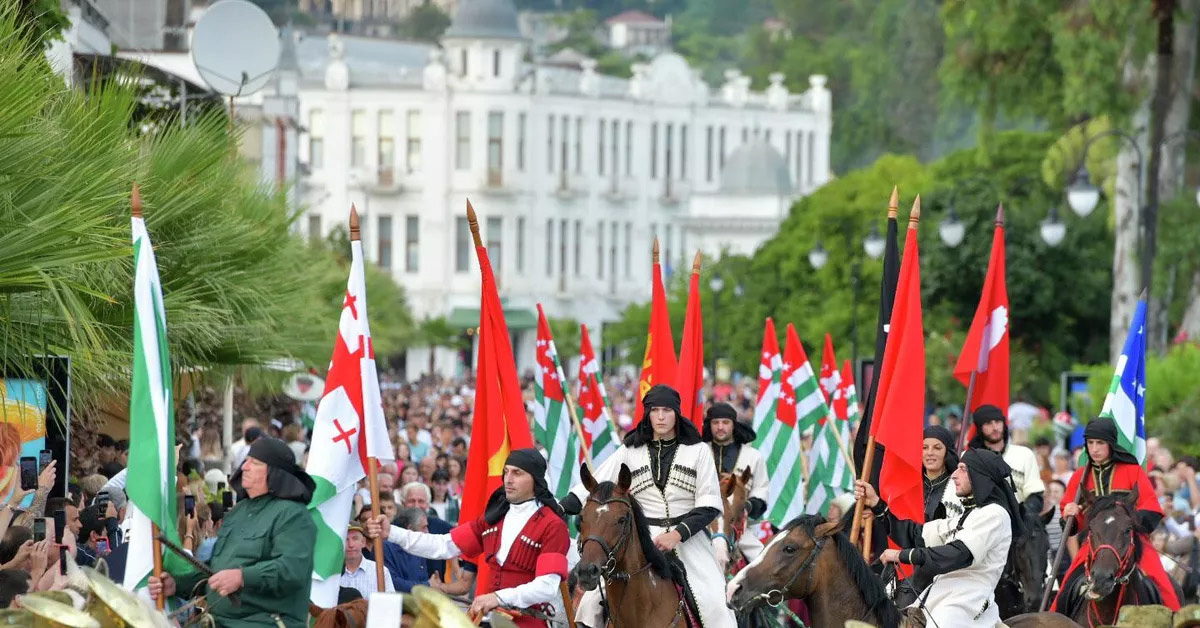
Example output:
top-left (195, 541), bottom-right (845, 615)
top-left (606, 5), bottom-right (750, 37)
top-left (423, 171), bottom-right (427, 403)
top-left (783, 515), bottom-right (903, 628)
top-left (589, 481), bottom-right (675, 581)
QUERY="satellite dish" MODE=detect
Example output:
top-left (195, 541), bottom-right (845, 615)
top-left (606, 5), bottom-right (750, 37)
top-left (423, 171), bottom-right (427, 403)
top-left (191, 0), bottom-right (280, 97)
top-left (283, 372), bottom-right (325, 402)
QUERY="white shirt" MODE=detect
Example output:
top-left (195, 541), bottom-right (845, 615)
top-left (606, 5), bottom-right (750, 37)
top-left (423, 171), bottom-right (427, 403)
top-left (1002, 443), bottom-right (1045, 503)
top-left (341, 557), bottom-right (395, 598)
top-left (385, 504), bottom-right (561, 612)
top-left (915, 503), bottom-right (1012, 627)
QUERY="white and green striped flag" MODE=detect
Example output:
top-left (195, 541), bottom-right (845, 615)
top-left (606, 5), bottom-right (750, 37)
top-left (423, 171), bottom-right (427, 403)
top-left (124, 186), bottom-right (186, 594)
top-left (806, 335), bottom-right (854, 516)
top-left (307, 211), bottom-right (395, 608)
top-left (751, 318), bottom-right (783, 435)
top-left (577, 324), bottom-right (619, 468)
top-left (533, 305), bottom-right (580, 496)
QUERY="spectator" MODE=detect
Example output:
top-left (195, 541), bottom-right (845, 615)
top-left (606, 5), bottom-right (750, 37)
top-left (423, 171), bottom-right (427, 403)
top-left (340, 525), bottom-right (394, 598)
top-left (79, 474), bottom-right (108, 507)
top-left (446, 457), bottom-right (465, 497)
top-left (0, 569), bottom-right (30, 608)
top-left (376, 491), bottom-right (398, 524)
top-left (96, 434), bottom-right (118, 467)
top-left (419, 456), bottom-right (438, 483)
top-left (282, 423), bottom-right (306, 464)
top-left (228, 419), bottom-right (262, 472)
top-left (399, 466), bottom-right (420, 487)
top-left (75, 505), bottom-right (109, 567)
top-left (429, 469), bottom-right (460, 525)
top-left (198, 427), bottom-right (225, 472)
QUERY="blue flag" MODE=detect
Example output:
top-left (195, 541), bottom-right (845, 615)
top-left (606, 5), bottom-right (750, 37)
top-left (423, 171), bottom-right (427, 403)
top-left (1098, 298), bottom-right (1147, 464)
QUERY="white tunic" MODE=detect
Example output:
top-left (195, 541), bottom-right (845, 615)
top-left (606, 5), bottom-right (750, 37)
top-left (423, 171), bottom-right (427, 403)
top-left (1002, 444), bottom-right (1045, 504)
top-left (729, 445), bottom-right (768, 561)
top-left (572, 442), bottom-right (736, 628)
top-left (912, 503), bottom-right (1012, 627)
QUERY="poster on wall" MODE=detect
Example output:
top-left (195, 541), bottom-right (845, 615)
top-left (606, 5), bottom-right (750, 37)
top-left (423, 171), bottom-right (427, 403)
top-left (0, 356), bottom-right (71, 504)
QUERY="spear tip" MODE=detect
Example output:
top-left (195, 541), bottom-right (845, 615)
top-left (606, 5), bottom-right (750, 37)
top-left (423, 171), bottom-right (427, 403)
top-left (995, 203), bottom-right (1005, 226)
top-left (131, 183), bottom-right (142, 218)
top-left (908, 194), bottom-right (921, 224)
top-left (888, 185), bottom-right (899, 218)
top-left (349, 204), bottom-right (360, 241)
top-left (652, 237), bottom-right (660, 264)
top-left (466, 199), bottom-right (483, 248)
top-left (691, 250), bottom-right (702, 274)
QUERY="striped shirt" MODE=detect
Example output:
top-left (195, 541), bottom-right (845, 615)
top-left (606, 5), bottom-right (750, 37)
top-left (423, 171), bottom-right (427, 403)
top-left (341, 558), bottom-right (396, 598)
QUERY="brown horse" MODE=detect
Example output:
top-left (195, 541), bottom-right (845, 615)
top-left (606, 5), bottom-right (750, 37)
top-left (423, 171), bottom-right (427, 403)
top-left (710, 468), bottom-right (752, 575)
top-left (726, 515), bottom-right (1083, 628)
top-left (575, 462), bottom-right (688, 628)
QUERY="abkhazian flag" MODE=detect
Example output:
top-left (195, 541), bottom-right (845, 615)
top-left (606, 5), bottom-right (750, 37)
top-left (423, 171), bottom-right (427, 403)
top-left (125, 185), bottom-right (189, 595)
top-left (751, 318), bottom-right (783, 435)
top-left (841, 359), bottom-right (861, 432)
top-left (806, 335), bottom-right (852, 515)
top-left (1096, 297), bottom-right (1148, 465)
top-left (533, 305), bottom-right (580, 496)
top-left (307, 208), bottom-right (396, 608)
top-left (578, 324), bottom-right (619, 469)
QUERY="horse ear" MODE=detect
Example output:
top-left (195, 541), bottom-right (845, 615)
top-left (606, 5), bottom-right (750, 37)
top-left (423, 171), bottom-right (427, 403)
top-left (581, 462), bottom-right (597, 492)
top-left (617, 464), bottom-right (633, 492)
top-left (1081, 489), bottom-right (1097, 510)
top-left (1124, 484), bottom-right (1140, 506)
top-left (815, 519), bottom-right (844, 538)
top-left (739, 466), bottom-right (753, 485)
top-left (1039, 508), bottom-right (1054, 527)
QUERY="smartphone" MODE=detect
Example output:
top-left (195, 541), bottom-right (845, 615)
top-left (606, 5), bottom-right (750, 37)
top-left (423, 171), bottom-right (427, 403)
top-left (58, 546), bottom-right (68, 575)
top-left (184, 495), bottom-right (196, 516)
top-left (19, 457), bottom-right (37, 490)
top-left (96, 538), bottom-right (109, 556)
top-left (39, 449), bottom-right (52, 470)
top-left (217, 481), bottom-right (226, 493)
top-left (33, 518), bottom-right (46, 542)
top-left (222, 491), bottom-right (233, 509)
top-left (94, 492), bottom-right (110, 507)
top-left (53, 510), bottom-right (66, 544)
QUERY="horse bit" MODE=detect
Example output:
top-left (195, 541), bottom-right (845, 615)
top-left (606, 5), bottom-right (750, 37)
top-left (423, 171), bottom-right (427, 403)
top-left (750, 533), bottom-right (827, 608)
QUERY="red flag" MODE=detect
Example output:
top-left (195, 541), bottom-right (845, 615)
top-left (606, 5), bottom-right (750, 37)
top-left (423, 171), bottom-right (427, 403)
top-left (675, 252), bottom-right (705, 426)
top-left (638, 238), bottom-right (678, 408)
top-left (818, 334), bottom-right (845, 421)
top-left (868, 198), bottom-right (926, 527)
top-left (954, 205), bottom-right (1009, 442)
top-left (755, 318), bottom-right (782, 412)
top-left (841, 360), bottom-right (860, 429)
top-left (460, 202), bottom-right (535, 592)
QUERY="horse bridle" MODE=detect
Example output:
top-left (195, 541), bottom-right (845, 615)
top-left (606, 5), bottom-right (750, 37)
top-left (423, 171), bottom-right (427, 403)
top-left (749, 531), bottom-right (828, 608)
top-left (1082, 505), bottom-right (1139, 628)
top-left (578, 495), bottom-right (653, 581)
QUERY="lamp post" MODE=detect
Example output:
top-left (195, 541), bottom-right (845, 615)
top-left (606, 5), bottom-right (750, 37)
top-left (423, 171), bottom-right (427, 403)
top-left (710, 273), bottom-right (725, 380)
top-left (809, 222), bottom-right (886, 367)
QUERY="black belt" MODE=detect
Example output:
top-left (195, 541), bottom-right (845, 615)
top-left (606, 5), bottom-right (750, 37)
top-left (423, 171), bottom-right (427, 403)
top-left (644, 515), bottom-right (686, 527)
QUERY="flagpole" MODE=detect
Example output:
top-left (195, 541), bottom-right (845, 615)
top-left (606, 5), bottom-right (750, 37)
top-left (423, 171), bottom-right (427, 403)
top-left (848, 434), bottom-right (876, 550)
top-left (562, 386), bottom-right (595, 471)
top-left (826, 419), bottom-right (857, 475)
top-left (954, 205), bottom-right (1001, 454)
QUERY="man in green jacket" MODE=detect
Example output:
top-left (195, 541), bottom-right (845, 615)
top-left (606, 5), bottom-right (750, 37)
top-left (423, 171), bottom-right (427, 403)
top-left (150, 437), bottom-right (316, 627)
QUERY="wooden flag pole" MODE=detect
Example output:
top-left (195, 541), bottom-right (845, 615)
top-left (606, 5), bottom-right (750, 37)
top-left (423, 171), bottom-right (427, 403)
top-left (848, 434), bottom-right (877, 550)
top-left (467, 199), bottom-right (484, 249)
top-left (954, 205), bottom-right (1002, 454)
top-left (351, 206), bottom-right (386, 592)
top-left (826, 418), bottom-right (857, 475)
top-left (560, 582), bottom-right (579, 628)
top-left (562, 386), bottom-right (595, 472)
top-left (134, 184), bottom-right (167, 611)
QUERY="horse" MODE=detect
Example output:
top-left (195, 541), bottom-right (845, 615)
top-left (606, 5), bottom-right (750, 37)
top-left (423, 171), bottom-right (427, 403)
top-left (726, 515), bottom-right (1084, 628)
top-left (1057, 489), bottom-right (1163, 628)
top-left (710, 467), bottom-right (752, 575)
top-left (575, 462), bottom-right (689, 628)
top-left (995, 508), bottom-right (1053, 618)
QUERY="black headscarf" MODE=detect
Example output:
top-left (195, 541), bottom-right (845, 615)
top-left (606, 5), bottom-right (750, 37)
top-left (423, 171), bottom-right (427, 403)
top-left (483, 448), bottom-right (567, 525)
top-left (960, 448), bottom-right (1025, 538)
top-left (1082, 417), bottom-right (1139, 466)
top-left (923, 425), bottom-right (959, 474)
top-left (702, 402), bottom-right (756, 445)
top-left (229, 437), bottom-right (315, 504)
top-left (623, 384), bottom-right (702, 447)
top-left (967, 404), bottom-right (1008, 449)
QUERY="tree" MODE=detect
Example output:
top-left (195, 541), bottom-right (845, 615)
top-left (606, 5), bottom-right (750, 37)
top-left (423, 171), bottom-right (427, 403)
top-left (10, 0), bottom-right (68, 50)
top-left (398, 3), bottom-right (451, 43)
top-left (416, 316), bottom-right (468, 378)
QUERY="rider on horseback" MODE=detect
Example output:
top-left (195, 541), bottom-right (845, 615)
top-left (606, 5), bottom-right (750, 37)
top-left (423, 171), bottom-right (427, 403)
top-left (702, 402), bottom-right (769, 567)
top-left (1051, 417), bottom-right (1181, 613)
top-left (562, 384), bottom-right (737, 628)
top-left (856, 448), bottom-right (1025, 627)
top-left (968, 404), bottom-right (1045, 518)
top-left (890, 425), bottom-right (962, 609)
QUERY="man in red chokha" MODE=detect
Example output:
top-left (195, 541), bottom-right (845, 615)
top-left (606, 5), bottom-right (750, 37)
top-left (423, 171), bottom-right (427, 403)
top-left (367, 448), bottom-right (568, 626)
top-left (1052, 417), bottom-right (1181, 613)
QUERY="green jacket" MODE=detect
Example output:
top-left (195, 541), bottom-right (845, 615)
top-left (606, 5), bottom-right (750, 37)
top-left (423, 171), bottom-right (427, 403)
top-left (174, 494), bottom-right (315, 628)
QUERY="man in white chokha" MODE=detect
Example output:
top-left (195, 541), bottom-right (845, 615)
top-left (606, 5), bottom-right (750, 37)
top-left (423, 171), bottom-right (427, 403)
top-left (701, 402), bottom-right (769, 567)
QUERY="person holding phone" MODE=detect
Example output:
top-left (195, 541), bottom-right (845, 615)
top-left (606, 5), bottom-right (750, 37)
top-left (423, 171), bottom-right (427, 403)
top-left (73, 504), bottom-right (109, 568)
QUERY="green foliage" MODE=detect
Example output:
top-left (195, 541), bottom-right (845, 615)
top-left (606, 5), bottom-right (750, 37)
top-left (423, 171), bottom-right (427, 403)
top-left (548, 317), bottom-right (582, 361)
top-left (397, 3), bottom-right (451, 42)
top-left (10, 0), bottom-right (68, 49)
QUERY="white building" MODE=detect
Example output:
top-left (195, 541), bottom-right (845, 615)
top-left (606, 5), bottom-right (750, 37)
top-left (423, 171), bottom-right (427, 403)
top-left (118, 0), bottom-right (832, 378)
top-left (604, 9), bottom-right (670, 56)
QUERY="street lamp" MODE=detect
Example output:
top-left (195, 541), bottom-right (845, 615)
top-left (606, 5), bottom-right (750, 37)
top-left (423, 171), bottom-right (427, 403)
top-left (938, 208), bottom-right (966, 248)
top-left (1040, 206), bottom-right (1066, 247)
top-left (863, 224), bottom-right (885, 260)
top-left (1066, 167), bottom-right (1101, 217)
top-left (710, 274), bottom-right (725, 381)
top-left (808, 241), bottom-right (829, 270)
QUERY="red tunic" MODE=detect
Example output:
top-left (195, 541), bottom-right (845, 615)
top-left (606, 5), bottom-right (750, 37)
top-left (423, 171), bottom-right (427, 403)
top-left (450, 505), bottom-right (570, 628)
top-left (1052, 462), bottom-right (1180, 611)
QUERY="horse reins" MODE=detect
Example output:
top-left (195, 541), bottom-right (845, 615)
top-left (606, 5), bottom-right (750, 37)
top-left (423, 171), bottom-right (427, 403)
top-left (1084, 527), bottom-right (1137, 628)
top-left (750, 534), bottom-right (827, 608)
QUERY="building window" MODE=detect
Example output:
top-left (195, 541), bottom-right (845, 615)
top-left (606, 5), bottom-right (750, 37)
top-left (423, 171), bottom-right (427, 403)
top-left (460, 49), bottom-right (468, 76)
top-left (664, 123), bottom-right (673, 180)
top-left (664, 224), bottom-right (672, 272)
top-left (516, 216), bottom-right (525, 272)
top-left (742, 127), bottom-right (749, 144)
top-left (487, 111), bottom-right (503, 185)
top-left (455, 216), bottom-right (470, 272)
top-left (405, 215), bottom-right (419, 272)
top-left (807, 131), bottom-right (815, 184)
top-left (454, 111), bottom-right (470, 170)
top-left (517, 112), bottom-right (526, 171)
top-left (624, 222), bottom-right (632, 278)
top-left (350, 110), bottom-right (366, 167)
top-left (560, 117), bottom-right (569, 179)
top-left (719, 126), bottom-right (726, 169)
top-left (765, 129), bottom-right (771, 145)
top-left (625, 121), bottom-right (633, 176)
top-left (559, 219), bottom-right (568, 277)
top-left (610, 222), bottom-right (618, 282)
top-left (597, 220), bottom-right (605, 279)
top-left (784, 130), bottom-right (792, 173)
top-left (308, 213), bottom-right (321, 245)
top-left (680, 124), bottom-right (688, 180)
top-left (705, 126), bottom-right (713, 183)
top-left (573, 220), bottom-right (581, 276)
top-left (650, 122), bottom-right (658, 179)
top-left (406, 110), bottom-right (421, 173)
top-left (374, 214), bottom-right (393, 268)
top-left (545, 218), bottom-right (554, 276)
top-left (377, 111), bottom-right (395, 180)
top-left (487, 216), bottom-right (502, 274)
top-left (574, 116), bottom-right (582, 174)
top-left (611, 120), bottom-right (619, 178)
top-left (795, 131), bottom-right (803, 187)
top-left (308, 109), bottom-right (325, 169)
top-left (492, 49), bottom-right (501, 77)
top-left (598, 119), bottom-right (606, 176)
top-left (547, 115), bottom-right (555, 173)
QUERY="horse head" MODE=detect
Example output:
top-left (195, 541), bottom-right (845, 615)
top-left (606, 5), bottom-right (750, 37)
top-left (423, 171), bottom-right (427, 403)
top-left (576, 461), bottom-right (637, 591)
top-left (716, 467), bottom-right (752, 538)
top-left (1012, 507), bottom-right (1052, 613)
top-left (1082, 487), bottom-right (1140, 600)
top-left (726, 516), bottom-right (841, 611)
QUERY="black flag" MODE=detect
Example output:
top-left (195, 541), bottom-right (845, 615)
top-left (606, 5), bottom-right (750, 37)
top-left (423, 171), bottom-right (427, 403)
top-left (853, 188), bottom-right (901, 485)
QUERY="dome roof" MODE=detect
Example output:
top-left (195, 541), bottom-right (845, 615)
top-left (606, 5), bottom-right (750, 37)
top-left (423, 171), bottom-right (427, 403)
top-left (720, 140), bottom-right (793, 196)
top-left (443, 0), bottom-right (523, 41)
